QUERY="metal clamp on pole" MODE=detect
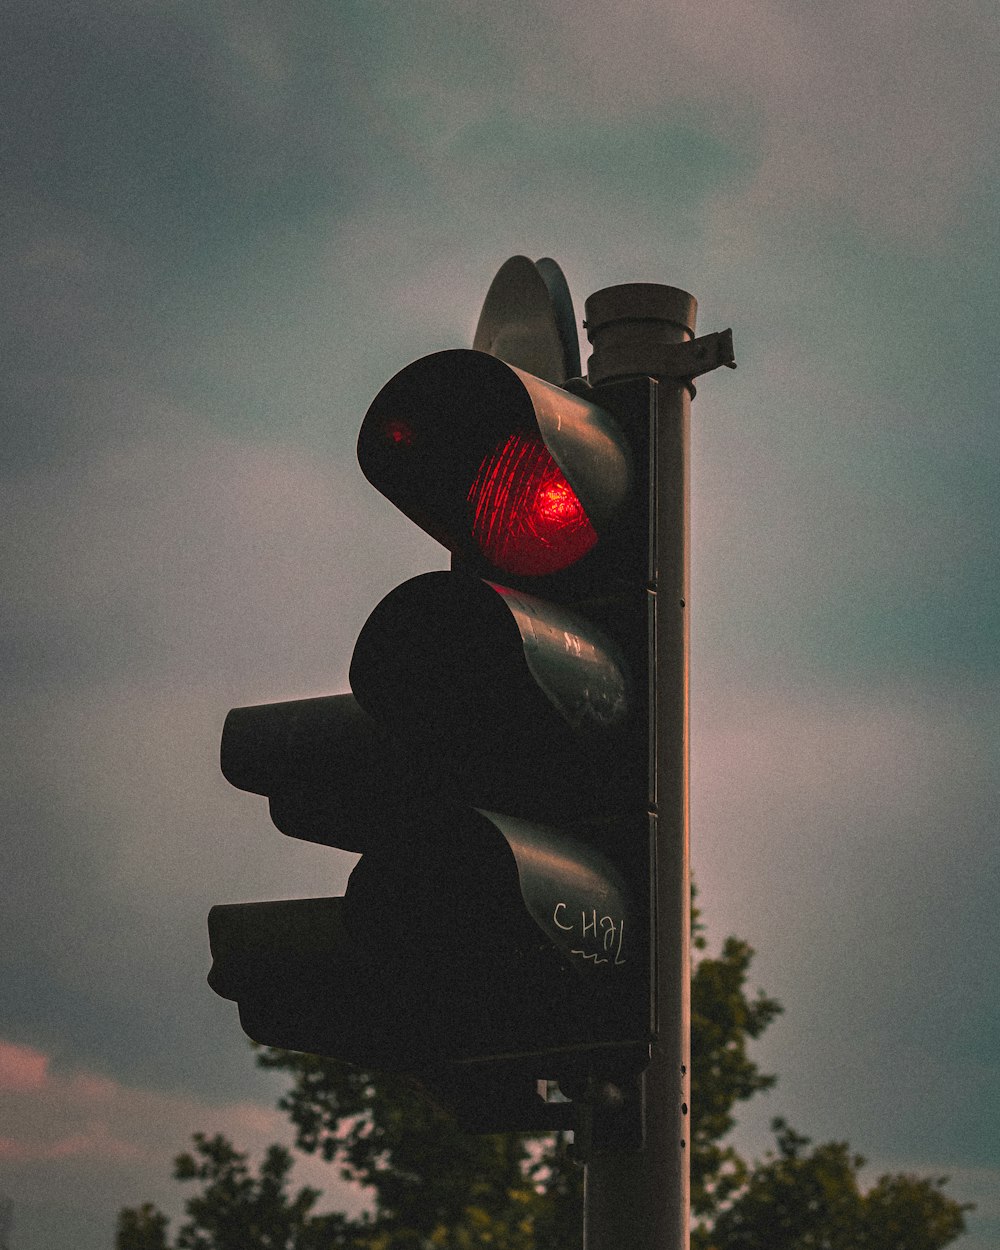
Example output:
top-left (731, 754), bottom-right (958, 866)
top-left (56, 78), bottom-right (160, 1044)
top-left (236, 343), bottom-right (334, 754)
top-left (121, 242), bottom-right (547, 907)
top-left (585, 283), bottom-right (735, 388)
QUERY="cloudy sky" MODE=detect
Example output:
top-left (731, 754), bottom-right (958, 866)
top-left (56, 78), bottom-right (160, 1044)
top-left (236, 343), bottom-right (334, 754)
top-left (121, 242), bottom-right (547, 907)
top-left (2, 2), bottom-right (997, 1247)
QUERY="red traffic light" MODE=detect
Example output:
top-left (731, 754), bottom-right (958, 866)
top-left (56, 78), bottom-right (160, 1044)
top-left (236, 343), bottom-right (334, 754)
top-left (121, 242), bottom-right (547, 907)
top-left (358, 349), bottom-right (631, 582)
top-left (469, 431), bottom-right (597, 576)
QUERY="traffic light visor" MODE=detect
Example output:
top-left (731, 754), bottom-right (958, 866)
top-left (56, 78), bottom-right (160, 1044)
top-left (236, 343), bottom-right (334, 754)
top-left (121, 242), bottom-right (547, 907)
top-left (358, 350), bottom-right (631, 577)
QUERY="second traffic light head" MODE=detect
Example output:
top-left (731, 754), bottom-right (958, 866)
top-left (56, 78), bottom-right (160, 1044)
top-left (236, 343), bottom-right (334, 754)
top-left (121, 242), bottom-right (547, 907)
top-left (357, 349), bottom-right (633, 585)
top-left (349, 569), bottom-right (644, 818)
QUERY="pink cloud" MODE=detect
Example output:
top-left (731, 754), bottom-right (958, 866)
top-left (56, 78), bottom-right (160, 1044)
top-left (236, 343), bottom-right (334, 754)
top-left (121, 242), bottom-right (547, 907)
top-left (0, 1129), bottom-right (141, 1164)
top-left (0, 1035), bottom-right (317, 1168)
top-left (0, 1039), bottom-right (49, 1092)
top-left (0, 1037), bottom-right (367, 1220)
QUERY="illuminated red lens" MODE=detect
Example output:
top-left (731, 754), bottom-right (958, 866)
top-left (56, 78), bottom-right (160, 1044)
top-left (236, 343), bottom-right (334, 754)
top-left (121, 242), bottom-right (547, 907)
top-left (468, 433), bottom-right (597, 576)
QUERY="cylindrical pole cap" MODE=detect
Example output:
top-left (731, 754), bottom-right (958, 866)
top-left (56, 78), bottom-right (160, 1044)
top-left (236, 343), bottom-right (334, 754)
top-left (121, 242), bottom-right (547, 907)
top-left (585, 284), bottom-right (698, 385)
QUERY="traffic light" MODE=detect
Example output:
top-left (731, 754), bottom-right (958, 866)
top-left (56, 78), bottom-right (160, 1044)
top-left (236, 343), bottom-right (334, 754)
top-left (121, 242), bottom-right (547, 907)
top-left (209, 256), bottom-right (734, 1138)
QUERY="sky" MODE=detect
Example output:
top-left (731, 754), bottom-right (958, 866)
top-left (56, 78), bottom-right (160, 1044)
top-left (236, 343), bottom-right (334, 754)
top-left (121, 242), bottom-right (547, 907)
top-left (1, 1), bottom-right (997, 1246)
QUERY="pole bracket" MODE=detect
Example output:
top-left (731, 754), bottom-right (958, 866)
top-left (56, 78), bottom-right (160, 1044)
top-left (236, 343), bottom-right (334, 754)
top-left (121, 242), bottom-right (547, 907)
top-left (569, 1074), bottom-right (646, 1158)
top-left (585, 280), bottom-right (736, 386)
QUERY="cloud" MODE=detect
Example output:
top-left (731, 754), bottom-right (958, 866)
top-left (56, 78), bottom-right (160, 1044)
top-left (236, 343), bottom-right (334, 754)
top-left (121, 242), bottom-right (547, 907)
top-left (689, 340), bottom-right (997, 684)
top-left (1, 1), bottom-right (375, 252)
top-left (0, 1037), bottom-right (368, 1242)
top-left (2, 430), bottom-right (440, 688)
top-left (539, 0), bottom-right (997, 240)
top-left (0, 1038), bottom-right (270, 1165)
top-left (368, 0), bottom-right (997, 247)
top-left (693, 675), bottom-right (995, 939)
top-left (1, 429), bottom-right (440, 1093)
top-left (0, 1040), bottom-right (48, 1095)
top-left (692, 676), bottom-right (998, 1164)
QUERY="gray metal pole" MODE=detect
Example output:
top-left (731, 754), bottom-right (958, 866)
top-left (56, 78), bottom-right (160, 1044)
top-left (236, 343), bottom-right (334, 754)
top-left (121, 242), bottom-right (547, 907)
top-left (582, 284), bottom-right (702, 1250)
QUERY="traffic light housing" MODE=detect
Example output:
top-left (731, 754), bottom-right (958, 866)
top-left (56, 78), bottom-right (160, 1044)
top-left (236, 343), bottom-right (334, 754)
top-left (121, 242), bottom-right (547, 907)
top-left (209, 256), bottom-right (734, 1137)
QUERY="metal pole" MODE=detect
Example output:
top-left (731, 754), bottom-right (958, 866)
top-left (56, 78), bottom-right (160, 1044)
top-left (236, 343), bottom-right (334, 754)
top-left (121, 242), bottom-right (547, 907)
top-left (582, 284), bottom-right (698, 1250)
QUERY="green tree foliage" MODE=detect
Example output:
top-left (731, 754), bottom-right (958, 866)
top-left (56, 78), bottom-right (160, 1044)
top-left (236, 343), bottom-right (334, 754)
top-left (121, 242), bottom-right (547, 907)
top-left (118, 916), bottom-right (969, 1249)
top-left (699, 1120), bottom-right (970, 1250)
top-left (115, 1133), bottom-right (350, 1250)
top-left (115, 1202), bottom-right (169, 1250)
top-left (689, 919), bottom-right (782, 1217)
top-left (248, 1060), bottom-right (560, 1249)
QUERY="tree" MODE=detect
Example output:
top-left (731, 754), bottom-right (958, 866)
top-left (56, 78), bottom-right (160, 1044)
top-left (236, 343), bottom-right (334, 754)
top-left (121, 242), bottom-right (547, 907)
top-left (700, 1120), bottom-right (970, 1250)
top-left (689, 925), bottom-right (782, 1218)
top-left (116, 1133), bottom-right (351, 1250)
top-left (118, 914), bottom-right (969, 1248)
top-left (116, 1203), bottom-right (169, 1250)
